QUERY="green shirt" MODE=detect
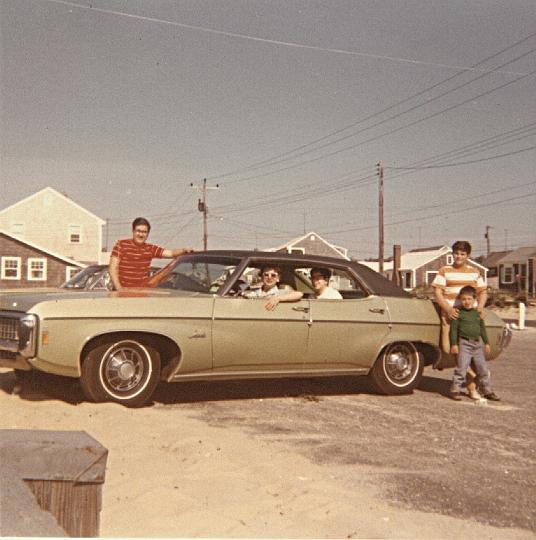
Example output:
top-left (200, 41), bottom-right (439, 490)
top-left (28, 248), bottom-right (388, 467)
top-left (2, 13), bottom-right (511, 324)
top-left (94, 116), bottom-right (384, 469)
top-left (449, 308), bottom-right (489, 346)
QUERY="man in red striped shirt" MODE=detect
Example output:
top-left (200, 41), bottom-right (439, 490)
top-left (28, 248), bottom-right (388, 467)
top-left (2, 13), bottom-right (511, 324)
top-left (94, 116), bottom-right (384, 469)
top-left (109, 217), bottom-right (193, 290)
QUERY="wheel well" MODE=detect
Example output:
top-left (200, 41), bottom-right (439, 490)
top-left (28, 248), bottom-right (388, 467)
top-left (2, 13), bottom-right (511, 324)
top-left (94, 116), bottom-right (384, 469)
top-left (413, 341), bottom-right (441, 366)
top-left (80, 332), bottom-right (181, 380)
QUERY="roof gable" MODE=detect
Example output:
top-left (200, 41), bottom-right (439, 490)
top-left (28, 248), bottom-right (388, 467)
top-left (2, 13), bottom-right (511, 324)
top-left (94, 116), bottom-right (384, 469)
top-left (0, 229), bottom-right (86, 267)
top-left (0, 187), bottom-right (105, 225)
top-left (268, 231), bottom-right (349, 259)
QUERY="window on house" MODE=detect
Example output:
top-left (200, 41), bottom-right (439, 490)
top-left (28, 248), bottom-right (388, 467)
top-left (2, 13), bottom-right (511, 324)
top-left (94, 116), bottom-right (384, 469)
top-left (426, 271), bottom-right (438, 285)
top-left (289, 247), bottom-right (305, 254)
top-left (68, 225), bottom-right (82, 243)
top-left (28, 258), bottom-right (47, 281)
top-left (501, 266), bottom-right (514, 284)
top-left (1, 257), bottom-right (21, 280)
top-left (446, 254), bottom-right (454, 265)
top-left (11, 223), bottom-right (25, 237)
top-left (66, 266), bottom-right (81, 281)
top-left (402, 271), bottom-right (412, 288)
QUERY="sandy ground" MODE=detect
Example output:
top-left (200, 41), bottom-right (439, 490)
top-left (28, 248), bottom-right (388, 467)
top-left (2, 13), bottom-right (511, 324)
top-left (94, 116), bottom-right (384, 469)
top-left (0, 305), bottom-right (534, 538)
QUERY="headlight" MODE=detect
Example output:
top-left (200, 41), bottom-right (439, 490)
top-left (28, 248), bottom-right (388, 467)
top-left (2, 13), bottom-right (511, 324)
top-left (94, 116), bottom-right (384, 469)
top-left (19, 314), bottom-right (38, 357)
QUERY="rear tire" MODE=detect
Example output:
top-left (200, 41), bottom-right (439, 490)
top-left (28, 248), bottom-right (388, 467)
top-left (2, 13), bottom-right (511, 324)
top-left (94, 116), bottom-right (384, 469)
top-left (369, 342), bottom-right (423, 395)
top-left (80, 337), bottom-right (161, 407)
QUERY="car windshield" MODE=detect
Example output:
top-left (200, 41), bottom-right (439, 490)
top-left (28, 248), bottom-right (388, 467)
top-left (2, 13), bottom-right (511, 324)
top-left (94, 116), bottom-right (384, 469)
top-left (155, 256), bottom-right (241, 293)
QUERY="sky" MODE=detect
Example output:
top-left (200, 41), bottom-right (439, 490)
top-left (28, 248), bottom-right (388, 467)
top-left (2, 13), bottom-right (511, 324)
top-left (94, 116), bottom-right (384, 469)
top-left (1, 0), bottom-right (535, 259)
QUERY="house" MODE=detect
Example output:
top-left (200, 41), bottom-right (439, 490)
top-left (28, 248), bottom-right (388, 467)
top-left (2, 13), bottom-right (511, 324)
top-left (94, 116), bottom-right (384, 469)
top-left (268, 231), bottom-right (350, 260)
top-left (486, 246), bottom-right (536, 296)
top-left (0, 230), bottom-right (85, 289)
top-left (480, 250), bottom-right (512, 289)
top-left (360, 245), bottom-right (488, 291)
top-left (0, 187), bottom-right (106, 264)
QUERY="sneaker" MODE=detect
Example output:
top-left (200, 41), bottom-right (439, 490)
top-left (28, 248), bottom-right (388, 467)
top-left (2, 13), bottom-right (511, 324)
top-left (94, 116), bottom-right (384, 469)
top-left (468, 388), bottom-right (482, 400)
top-left (484, 392), bottom-right (501, 401)
top-left (449, 390), bottom-right (463, 401)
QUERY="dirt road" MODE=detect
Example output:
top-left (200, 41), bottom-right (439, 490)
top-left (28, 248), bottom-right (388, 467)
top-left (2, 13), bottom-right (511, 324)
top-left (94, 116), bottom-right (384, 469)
top-left (1, 328), bottom-right (534, 538)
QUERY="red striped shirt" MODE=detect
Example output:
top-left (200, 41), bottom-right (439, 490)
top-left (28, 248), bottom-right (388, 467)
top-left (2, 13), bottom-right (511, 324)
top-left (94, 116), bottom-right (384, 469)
top-left (111, 239), bottom-right (164, 287)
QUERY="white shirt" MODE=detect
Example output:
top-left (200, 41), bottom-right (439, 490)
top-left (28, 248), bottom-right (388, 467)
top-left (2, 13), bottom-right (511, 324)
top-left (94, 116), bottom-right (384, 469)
top-left (315, 287), bottom-right (343, 299)
top-left (244, 285), bottom-right (285, 298)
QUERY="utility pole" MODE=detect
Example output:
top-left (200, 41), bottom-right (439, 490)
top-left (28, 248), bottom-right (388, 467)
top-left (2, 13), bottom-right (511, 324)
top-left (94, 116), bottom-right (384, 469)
top-left (190, 179), bottom-right (219, 250)
top-left (377, 161), bottom-right (384, 273)
top-left (485, 225), bottom-right (492, 256)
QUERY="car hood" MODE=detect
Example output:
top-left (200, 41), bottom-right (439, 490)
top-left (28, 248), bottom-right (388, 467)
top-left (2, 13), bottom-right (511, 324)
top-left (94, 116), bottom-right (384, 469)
top-left (0, 289), bottom-right (206, 313)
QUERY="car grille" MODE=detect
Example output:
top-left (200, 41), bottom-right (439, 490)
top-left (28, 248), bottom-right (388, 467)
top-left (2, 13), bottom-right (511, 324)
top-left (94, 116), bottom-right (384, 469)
top-left (0, 318), bottom-right (19, 341)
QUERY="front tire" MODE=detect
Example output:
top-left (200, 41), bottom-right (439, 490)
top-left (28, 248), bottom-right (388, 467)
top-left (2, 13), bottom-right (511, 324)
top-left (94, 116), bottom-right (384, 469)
top-left (80, 337), bottom-right (161, 407)
top-left (369, 342), bottom-right (423, 395)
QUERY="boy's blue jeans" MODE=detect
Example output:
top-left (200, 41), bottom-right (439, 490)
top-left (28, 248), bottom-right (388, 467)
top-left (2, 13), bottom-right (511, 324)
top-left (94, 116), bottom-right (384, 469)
top-left (452, 338), bottom-right (492, 394)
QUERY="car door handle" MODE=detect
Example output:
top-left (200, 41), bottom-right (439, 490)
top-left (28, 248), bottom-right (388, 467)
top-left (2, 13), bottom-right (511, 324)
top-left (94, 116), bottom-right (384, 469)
top-left (189, 331), bottom-right (206, 339)
top-left (292, 306), bottom-right (310, 313)
top-left (369, 308), bottom-right (385, 314)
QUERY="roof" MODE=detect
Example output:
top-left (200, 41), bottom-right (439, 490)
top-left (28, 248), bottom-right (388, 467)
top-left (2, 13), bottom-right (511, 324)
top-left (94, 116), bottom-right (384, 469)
top-left (481, 250), bottom-right (513, 268)
top-left (268, 231), bottom-right (349, 259)
top-left (0, 229), bottom-right (86, 268)
top-left (188, 250), bottom-right (411, 298)
top-left (0, 187), bottom-right (106, 225)
top-left (359, 245), bottom-right (487, 272)
top-left (497, 246), bottom-right (536, 265)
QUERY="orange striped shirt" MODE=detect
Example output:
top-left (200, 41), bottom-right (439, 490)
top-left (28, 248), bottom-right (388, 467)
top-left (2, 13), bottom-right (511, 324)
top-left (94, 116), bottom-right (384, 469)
top-left (111, 239), bottom-right (164, 287)
top-left (432, 264), bottom-right (486, 306)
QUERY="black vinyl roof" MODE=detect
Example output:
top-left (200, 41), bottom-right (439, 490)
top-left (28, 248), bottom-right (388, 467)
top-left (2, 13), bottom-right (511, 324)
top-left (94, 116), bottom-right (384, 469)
top-left (188, 250), bottom-right (412, 298)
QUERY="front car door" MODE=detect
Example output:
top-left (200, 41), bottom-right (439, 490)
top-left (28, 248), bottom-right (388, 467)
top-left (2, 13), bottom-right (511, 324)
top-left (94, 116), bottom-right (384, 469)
top-left (212, 295), bottom-right (311, 372)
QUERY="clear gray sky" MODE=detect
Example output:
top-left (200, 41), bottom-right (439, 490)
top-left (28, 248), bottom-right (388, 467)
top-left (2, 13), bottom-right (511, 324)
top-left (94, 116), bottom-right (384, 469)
top-left (1, 0), bottom-right (535, 258)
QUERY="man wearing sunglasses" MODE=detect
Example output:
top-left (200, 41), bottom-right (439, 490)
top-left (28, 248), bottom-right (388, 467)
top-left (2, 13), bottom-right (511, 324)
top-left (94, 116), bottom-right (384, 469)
top-left (244, 265), bottom-right (303, 310)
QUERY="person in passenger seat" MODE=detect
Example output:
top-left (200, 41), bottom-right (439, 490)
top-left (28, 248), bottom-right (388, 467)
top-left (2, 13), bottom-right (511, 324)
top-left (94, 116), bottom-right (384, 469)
top-left (310, 268), bottom-right (342, 299)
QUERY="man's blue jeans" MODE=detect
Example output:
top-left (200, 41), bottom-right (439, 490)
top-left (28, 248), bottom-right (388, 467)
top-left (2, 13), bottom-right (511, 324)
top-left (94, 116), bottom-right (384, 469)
top-left (452, 338), bottom-right (491, 394)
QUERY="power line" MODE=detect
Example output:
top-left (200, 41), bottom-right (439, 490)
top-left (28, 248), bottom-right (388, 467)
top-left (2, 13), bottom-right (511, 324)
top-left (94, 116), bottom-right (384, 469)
top-left (44, 0), bottom-right (532, 76)
top-left (206, 34), bottom-right (536, 181)
top-left (387, 144), bottom-right (536, 169)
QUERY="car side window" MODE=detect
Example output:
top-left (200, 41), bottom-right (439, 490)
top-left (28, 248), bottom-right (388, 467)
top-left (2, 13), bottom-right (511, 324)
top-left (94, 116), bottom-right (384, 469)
top-left (295, 267), bottom-right (368, 299)
top-left (331, 268), bottom-right (368, 299)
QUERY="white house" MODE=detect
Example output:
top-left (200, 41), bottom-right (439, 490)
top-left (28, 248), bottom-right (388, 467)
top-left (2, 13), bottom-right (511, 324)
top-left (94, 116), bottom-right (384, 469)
top-left (0, 187), bottom-right (105, 264)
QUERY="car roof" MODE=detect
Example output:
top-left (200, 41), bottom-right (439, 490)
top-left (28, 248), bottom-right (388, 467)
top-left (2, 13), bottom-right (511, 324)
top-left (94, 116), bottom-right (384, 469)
top-left (190, 250), bottom-right (412, 298)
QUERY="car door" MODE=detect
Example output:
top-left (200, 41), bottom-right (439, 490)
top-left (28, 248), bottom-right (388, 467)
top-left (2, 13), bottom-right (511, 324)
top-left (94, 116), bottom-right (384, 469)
top-left (212, 295), bottom-right (311, 372)
top-left (306, 295), bottom-right (391, 370)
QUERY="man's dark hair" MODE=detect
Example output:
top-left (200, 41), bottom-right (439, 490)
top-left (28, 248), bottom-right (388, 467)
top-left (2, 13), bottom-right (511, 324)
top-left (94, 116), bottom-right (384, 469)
top-left (259, 265), bottom-right (281, 276)
top-left (310, 267), bottom-right (331, 280)
top-left (459, 285), bottom-right (477, 298)
top-left (452, 240), bottom-right (472, 254)
top-left (132, 217), bottom-right (151, 232)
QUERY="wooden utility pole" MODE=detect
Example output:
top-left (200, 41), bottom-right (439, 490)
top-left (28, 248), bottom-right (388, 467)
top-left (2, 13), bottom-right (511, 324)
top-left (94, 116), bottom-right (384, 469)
top-left (378, 161), bottom-right (384, 273)
top-left (392, 244), bottom-right (401, 286)
top-left (485, 225), bottom-right (491, 256)
top-left (191, 179), bottom-right (219, 250)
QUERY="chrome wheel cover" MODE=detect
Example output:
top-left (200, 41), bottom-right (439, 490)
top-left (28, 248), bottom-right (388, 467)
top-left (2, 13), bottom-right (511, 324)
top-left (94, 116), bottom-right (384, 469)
top-left (383, 343), bottom-right (418, 386)
top-left (99, 341), bottom-right (151, 398)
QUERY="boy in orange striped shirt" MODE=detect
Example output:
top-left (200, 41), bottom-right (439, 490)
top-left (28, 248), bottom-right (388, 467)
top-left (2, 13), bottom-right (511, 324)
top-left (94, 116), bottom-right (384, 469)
top-left (432, 240), bottom-right (487, 399)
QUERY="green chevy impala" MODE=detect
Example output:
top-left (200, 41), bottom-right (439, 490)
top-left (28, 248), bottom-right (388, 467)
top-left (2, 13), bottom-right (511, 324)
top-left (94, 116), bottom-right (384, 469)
top-left (0, 251), bottom-right (511, 407)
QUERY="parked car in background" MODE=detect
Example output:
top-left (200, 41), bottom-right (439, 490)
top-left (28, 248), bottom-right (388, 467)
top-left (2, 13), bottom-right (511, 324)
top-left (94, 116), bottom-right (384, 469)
top-left (0, 251), bottom-right (512, 407)
top-left (61, 264), bottom-right (163, 291)
top-left (61, 265), bottom-right (112, 291)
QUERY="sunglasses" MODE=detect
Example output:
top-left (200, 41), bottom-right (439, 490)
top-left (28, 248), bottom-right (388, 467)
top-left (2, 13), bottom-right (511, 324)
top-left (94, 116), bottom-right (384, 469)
top-left (263, 272), bottom-right (279, 278)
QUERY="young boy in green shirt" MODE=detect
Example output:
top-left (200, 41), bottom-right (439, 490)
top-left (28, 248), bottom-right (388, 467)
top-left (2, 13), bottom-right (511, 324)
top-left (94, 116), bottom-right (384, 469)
top-left (449, 286), bottom-right (500, 402)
